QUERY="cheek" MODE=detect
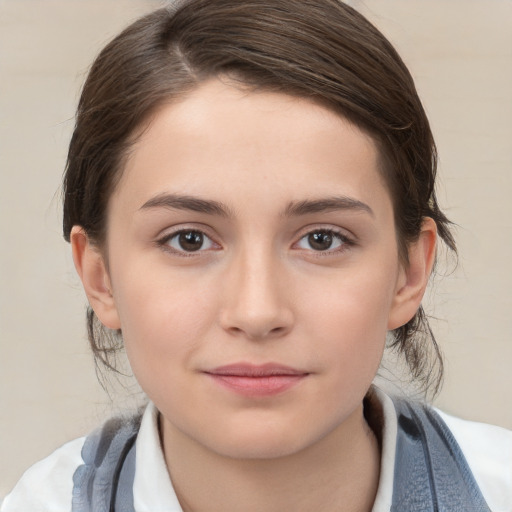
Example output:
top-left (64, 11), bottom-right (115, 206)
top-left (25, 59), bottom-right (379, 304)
top-left (298, 265), bottom-right (397, 370)
top-left (110, 265), bottom-right (221, 374)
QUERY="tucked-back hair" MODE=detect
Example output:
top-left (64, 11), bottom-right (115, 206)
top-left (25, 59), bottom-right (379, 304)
top-left (63, 0), bottom-right (456, 395)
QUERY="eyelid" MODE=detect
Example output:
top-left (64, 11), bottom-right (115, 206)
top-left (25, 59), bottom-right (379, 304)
top-left (155, 224), bottom-right (222, 255)
top-left (292, 225), bottom-right (356, 254)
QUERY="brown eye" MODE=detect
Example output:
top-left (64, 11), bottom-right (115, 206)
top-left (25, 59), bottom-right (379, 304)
top-left (296, 230), bottom-right (346, 252)
top-left (308, 231), bottom-right (334, 251)
top-left (166, 230), bottom-right (215, 253)
top-left (178, 231), bottom-right (204, 251)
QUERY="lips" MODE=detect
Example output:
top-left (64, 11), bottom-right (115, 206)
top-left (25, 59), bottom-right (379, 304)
top-left (204, 363), bottom-right (309, 397)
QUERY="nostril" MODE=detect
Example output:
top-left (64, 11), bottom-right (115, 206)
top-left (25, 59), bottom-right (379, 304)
top-left (224, 321), bottom-right (291, 341)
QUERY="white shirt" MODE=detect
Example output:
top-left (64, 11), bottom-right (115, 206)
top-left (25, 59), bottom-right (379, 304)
top-left (2, 389), bottom-right (512, 511)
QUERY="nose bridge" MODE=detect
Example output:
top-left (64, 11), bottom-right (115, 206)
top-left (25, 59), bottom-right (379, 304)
top-left (220, 241), bottom-right (293, 340)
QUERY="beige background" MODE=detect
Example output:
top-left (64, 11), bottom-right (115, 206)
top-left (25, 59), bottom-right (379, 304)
top-left (1, 0), bottom-right (511, 500)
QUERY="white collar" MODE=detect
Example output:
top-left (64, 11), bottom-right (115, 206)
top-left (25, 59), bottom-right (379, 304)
top-left (133, 403), bottom-right (183, 511)
top-left (368, 387), bottom-right (397, 512)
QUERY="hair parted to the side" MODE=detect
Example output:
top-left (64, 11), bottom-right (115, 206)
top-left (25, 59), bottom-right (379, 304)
top-left (63, 0), bottom-right (456, 396)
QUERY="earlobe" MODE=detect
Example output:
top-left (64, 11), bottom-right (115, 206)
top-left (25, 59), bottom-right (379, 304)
top-left (70, 226), bottom-right (121, 330)
top-left (388, 218), bottom-right (437, 330)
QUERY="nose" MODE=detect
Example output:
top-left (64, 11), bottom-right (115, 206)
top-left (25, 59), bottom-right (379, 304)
top-left (219, 248), bottom-right (294, 341)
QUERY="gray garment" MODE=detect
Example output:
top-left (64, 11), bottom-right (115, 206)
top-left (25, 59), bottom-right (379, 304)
top-left (72, 415), bottom-right (141, 512)
top-left (72, 400), bottom-right (490, 512)
top-left (391, 397), bottom-right (490, 511)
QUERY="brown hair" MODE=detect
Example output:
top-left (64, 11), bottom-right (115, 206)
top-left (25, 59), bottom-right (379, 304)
top-left (63, 0), bottom-right (455, 395)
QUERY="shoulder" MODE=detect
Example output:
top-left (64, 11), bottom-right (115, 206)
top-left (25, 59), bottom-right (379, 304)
top-left (1, 436), bottom-right (85, 512)
top-left (437, 409), bottom-right (512, 512)
top-left (373, 388), bottom-right (512, 512)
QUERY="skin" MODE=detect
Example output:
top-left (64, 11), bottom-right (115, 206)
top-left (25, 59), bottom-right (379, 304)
top-left (72, 78), bottom-right (436, 511)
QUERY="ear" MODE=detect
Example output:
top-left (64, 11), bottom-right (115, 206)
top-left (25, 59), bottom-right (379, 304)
top-left (70, 226), bottom-right (121, 330)
top-left (388, 217), bottom-right (437, 330)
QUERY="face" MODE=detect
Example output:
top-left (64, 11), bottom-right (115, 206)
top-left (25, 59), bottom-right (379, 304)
top-left (84, 78), bottom-right (418, 459)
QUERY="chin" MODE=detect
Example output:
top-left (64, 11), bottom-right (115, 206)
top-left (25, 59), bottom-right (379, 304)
top-left (194, 416), bottom-right (326, 461)
top-left (211, 432), bottom-right (309, 460)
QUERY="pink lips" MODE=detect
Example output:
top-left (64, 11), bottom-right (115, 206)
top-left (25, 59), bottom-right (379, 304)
top-left (205, 363), bottom-right (308, 397)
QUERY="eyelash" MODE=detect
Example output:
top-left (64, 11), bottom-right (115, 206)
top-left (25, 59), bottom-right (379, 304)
top-left (156, 227), bottom-right (355, 256)
top-left (294, 228), bottom-right (355, 255)
top-left (157, 228), bottom-right (220, 256)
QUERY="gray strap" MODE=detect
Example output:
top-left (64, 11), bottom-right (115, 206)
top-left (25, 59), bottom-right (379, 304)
top-left (72, 415), bottom-right (141, 512)
top-left (112, 435), bottom-right (137, 511)
top-left (391, 398), bottom-right (491, 512)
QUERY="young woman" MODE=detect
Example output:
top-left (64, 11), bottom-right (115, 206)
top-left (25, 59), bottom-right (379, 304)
top-left (3, 1), bottom-right (511, 511)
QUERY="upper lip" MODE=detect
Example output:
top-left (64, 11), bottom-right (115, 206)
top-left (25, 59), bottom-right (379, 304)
top-left (205, 363), bottom-right (308, 377)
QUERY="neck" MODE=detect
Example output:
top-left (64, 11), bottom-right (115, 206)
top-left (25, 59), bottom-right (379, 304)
top-left (160, 403), bottom-right (381, 512)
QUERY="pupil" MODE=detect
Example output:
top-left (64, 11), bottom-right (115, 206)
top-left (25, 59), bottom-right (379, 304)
top-left (179, 231), bottom-right (203, 251)
top-left (309, 231), bottom-right (333, 251)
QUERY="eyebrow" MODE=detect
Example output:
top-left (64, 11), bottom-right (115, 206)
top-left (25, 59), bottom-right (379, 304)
top-left (283, 196), bottom-right (374, 217)
top-left (139, 193), bottom-right (373, 218)
top-left (140, 193), bottom-right (231, 217)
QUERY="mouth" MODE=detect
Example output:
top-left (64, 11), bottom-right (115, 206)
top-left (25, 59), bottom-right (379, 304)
top-left (204, 363), bottom-right (309, 397)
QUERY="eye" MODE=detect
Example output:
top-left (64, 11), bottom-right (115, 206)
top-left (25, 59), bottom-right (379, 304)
top-left (165, 230), bottom-right (217, 253)
top-left (296, 230), bottom-right (347, 252)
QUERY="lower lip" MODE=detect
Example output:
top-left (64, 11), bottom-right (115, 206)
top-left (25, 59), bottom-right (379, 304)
top-left (206, 374), bottom-right (306, 397)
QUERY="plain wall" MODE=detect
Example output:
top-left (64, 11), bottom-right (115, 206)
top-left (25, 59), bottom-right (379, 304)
top-left (1, 0), bottom-right (511, 500)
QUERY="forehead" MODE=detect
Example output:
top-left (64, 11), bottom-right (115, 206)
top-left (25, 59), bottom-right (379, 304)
top-left (114, 78), bottom-right (392, 217)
